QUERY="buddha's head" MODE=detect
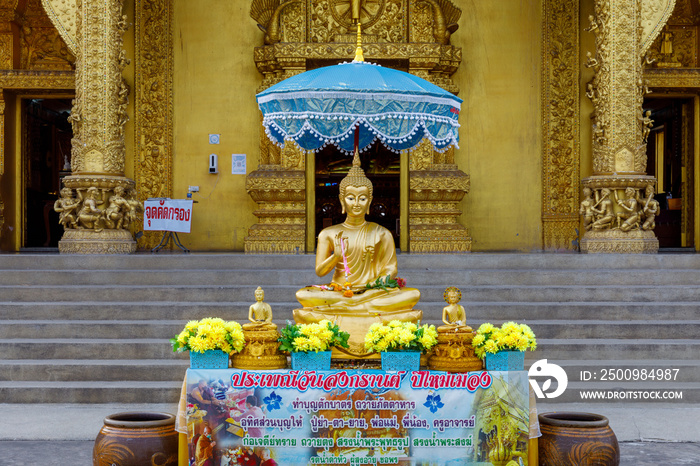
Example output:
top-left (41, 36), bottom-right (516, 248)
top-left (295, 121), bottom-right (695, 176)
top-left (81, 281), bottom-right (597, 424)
top-left (443, 286), bottom-right (462, 304)
top-left (254, 286), bottom-right (264, 302)
top-left (339, 150), bottom-right (373, 217)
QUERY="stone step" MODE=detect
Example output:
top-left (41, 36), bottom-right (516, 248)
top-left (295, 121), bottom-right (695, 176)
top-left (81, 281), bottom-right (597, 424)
top-left (0, 359), bottom-right (188, 381)
top-left (0, 339), bottom-right (182, 360)
top-left (2, 268), bottom-right (700, 286)
top-left (0, 320), bottom-right (187, 339)
top-left (0, 301), bottom-right (696, 321)
top-left (2, 252), bottom-right (699, 270)
top-left (2, 284), bottom-right (699, 302)
top-left (531, 339), bottom-right (700, 360)
top-left (1, 319), bottom-right (696, 340)
top-left (0, 380), bottom-right (182, 403)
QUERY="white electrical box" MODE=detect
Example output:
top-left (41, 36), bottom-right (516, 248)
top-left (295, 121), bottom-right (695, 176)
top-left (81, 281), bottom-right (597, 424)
top-left (209, 154), bottom-right (218, 174)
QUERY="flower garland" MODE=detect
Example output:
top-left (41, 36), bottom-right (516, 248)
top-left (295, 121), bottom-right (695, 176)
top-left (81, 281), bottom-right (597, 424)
top-left (278, 320), bottom-right (350, 353)
top-left (364, 320), bottom-right (438, 353)
top-left (171, 318), bottom-right (245, 355)
top-left (366, 275), bottom-right (406, 292)
top-left (472, 322), bottom-right (537, 359)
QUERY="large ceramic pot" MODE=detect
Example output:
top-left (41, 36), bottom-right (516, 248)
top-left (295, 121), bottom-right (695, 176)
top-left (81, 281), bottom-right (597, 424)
top-left (538, 412), bottom-right (620, 466)
top-left (93, 412), bottom-right (178, 466)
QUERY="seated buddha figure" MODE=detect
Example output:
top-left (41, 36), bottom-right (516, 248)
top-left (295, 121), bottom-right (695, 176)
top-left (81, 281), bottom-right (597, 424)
top-left (439, 286), bottom-right (472, 333)
top-left (294, 151), bottom-right (421, 358)
top-left (243, 286), bottom-right (277, 331)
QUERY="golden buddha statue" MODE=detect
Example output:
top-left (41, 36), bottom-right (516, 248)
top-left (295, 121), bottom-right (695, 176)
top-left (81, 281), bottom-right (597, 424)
top-left (428, 286), bottom-right (481, 372)
top-left (439, 286), bottom-right (472, 333)
top-left (232, 287), bottom-right (286, 370)
top-left (294, 150), bottom-right (422, 358)
top-left (244, 286), bottom-right (276, 331)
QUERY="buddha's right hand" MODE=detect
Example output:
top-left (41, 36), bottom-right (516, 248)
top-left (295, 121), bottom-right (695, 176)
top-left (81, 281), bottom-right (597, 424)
top-left (332, 231), bottom-right (347, 260)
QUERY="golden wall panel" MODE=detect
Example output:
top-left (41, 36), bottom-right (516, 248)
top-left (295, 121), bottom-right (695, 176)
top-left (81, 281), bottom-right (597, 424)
top-left (134, 0), bottom-right (173, 249)
top-left (542, 0), bottom-right (580, 250)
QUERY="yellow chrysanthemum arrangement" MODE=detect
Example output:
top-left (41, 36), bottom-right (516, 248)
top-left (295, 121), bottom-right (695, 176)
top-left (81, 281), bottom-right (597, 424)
top-left (171, 318), bottom-right (245, 354)
top-left (364, 320), bottom-right (438, 353)
top-left (278, 320), bottom-right (350, 353)
top-left (472, 321), bottom-right (536, 359)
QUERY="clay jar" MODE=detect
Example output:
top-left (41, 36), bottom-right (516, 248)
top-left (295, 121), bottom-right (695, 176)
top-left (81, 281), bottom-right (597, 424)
top-left (93, 412), bottom-right (178, 466)
top-left (538, 412), bottom-right (620, 466)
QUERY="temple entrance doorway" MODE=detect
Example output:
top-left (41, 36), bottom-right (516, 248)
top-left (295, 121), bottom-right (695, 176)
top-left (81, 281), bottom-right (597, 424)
top-left (314, 141), bottom-right (401, 246)
top-left (644, 96), bottom-right (697, 250)
top-left (21, 97), bottom-right (73, 250)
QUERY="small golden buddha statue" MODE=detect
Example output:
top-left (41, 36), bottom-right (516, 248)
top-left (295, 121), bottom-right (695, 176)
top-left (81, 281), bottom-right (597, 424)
top-left (294, 150), bottom-right (422, 358)
top-left (232, 287), bottom-right (286, 370)
top-left (439, 286), bottom-right (472, 333)
top-left (243, 286), bottom-right (276, 331)
top-left (428, 286), bottom-right (481, 372)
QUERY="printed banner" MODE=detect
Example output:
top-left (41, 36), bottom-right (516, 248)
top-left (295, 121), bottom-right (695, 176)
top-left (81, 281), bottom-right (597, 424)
top-left (185, 369), bottom-right (530, 466)
top-left (143, 199), bottom-right (193, 233)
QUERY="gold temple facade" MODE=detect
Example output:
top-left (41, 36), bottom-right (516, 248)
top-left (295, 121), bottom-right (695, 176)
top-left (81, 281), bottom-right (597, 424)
top-left (1, 0), bottom-right (698, 253)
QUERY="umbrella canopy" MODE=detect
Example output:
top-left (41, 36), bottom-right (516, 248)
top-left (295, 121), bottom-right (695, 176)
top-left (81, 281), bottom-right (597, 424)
top-left (256, 61), bottom-right (462, 154)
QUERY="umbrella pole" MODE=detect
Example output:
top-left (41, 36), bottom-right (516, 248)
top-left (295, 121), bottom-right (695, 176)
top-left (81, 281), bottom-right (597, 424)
top-left (354, 125), bottom-right (359, 155)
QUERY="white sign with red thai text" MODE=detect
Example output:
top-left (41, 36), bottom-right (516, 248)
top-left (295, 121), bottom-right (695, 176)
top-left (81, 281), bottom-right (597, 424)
top-left (143, 199), bottom-right (193, 233)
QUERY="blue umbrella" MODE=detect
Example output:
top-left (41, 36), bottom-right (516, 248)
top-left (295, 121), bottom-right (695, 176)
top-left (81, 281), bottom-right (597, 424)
top-left (256, 60), bottom-right (462, 154)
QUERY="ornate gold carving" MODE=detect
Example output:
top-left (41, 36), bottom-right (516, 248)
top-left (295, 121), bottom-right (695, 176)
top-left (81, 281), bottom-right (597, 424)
top-left (580, 229), bottom-right (659, 253)
top-left (580, 176), bottom-right (659, 252)
top-left (134, 0), bottom-right (174, 249)
top-left (640, 0), bottom-right (677, 55)
top-left (645, 67), bottom-right (700, 87)
top-left (251, 0), bottom-right (302, 45)
top-left (428, 330), bottom-right (482, 373)
top-left (71, 0), bottom-right (128, 174)
top-left (231, 327), bottom-right (287, 370)
top-left (40, 0), bottom-right (78, 56)
top-left (57, 0), bottom-right (138, 254)
top-left (647, 25), bottom-right (696, 67)
top-left (21, 0), bottom-right (75, 70)
top-left (581, 0), bottom-right (662, 253)
top-left (245, 169), bottom-right (306, 253)
top-left (0, 33), bottom-right (12, 68)
top-left (542, 0), bottom-right (580, 251)
top-left (415, 0), bottom-right (461, 45)
top-left (58, 228), bottom-right (137, 253)
top-left (409, 168), bottom-right (470, 253)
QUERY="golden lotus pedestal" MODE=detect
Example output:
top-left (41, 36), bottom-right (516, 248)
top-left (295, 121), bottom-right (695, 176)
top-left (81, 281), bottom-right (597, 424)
top-left (231, 325), bottom-right (286, 370)
top-left (428, 326), bottom-right (483, 372)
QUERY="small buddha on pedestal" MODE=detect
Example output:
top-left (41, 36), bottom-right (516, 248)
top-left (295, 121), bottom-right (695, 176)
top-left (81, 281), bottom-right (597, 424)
top-left (428, 287), bottom-right (482, 372)
top-left (244, 286), bottom-right (277, 331)
top-left (231, 287), bottom-right (286, 370)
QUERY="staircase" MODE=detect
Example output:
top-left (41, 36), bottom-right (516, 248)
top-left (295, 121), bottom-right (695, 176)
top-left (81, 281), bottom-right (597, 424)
top-left (0, 253), bottom-right (698, 405)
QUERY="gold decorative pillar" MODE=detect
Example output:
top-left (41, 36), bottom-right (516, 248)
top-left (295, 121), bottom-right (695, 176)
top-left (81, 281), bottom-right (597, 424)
top-left (244, 145), bottom-right (307, 254)
top-left (541, 0), bottom-right (580, 250)
top-left (57, 0), bottom-right (137, 253)
top-left (134, 0), bottom-right (173, 250)
top-left (580, 0), bottom-right (660, 253)
top-left (409, 141), bottom-right (471, 253)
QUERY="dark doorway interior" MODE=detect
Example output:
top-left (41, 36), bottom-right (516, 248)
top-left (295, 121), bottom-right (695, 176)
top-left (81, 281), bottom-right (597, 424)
top-left (315, 141), bottom-right (400, 244)
top-left (644, 97), bottom-right (695, 249)
top-left (23, 98), bottom-right (73, 249)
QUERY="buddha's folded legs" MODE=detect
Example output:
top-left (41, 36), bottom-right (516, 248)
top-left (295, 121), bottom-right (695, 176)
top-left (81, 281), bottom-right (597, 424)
top-left (295, 287), bottom-right (421, 313)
